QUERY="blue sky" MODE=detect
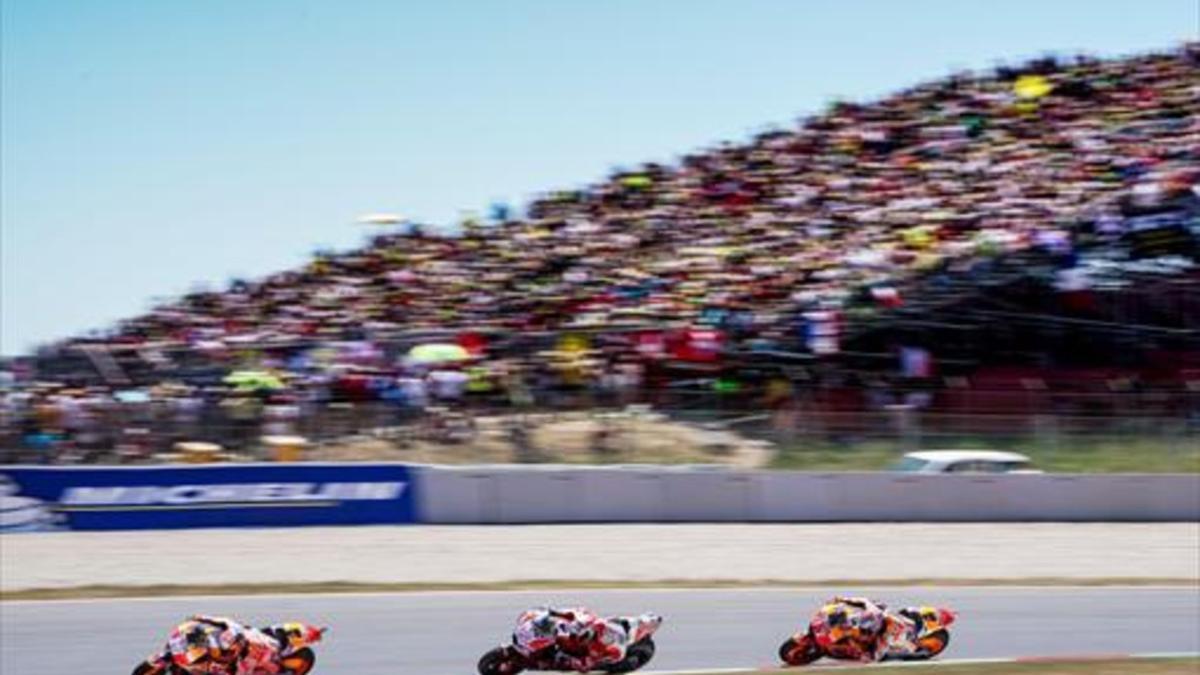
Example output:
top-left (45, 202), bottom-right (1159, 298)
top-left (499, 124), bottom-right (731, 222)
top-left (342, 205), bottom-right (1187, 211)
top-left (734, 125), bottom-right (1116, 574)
top-left (2, 0), bottom-right (1195, 355)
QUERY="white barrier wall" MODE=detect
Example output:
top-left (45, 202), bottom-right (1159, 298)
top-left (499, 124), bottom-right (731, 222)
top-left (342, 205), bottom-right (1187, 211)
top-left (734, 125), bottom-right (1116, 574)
top-left (415, 466), bottom-right (1200, 523)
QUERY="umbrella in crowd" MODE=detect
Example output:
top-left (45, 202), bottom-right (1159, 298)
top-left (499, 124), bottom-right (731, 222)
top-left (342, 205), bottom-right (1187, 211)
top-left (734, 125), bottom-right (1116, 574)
top-left (357, 213), bottom-right (404, 225)
top-left (406, 343), bottom-right (472, 365)
top-left (1013, 74), bottom-right (1054, 99)
top-left (114, 390), bottom-right (151, 403)
top-left (620, 175), bottom-right (653, 189)
top-left (223, 370), bottom-right (286, 392)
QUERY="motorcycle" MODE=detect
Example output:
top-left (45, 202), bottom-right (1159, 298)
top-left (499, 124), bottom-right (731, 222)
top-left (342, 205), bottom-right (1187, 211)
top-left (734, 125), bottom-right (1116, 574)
top-left (479, 612), bottom-right (663, 675)
top-left (779, 605), bottom-right (955, 666)
top-left (131, 621), bottom-right (325, 675)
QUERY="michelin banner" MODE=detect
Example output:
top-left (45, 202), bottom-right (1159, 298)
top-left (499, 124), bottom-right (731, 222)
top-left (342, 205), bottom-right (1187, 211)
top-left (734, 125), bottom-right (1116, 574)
top-left (0, 463), bottom-right (416, 531)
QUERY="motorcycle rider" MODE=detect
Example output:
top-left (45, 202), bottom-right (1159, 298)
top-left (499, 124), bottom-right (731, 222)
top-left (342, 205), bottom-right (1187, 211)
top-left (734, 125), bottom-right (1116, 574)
top-left (512, 609), bottom-right (564, 663)
top-left (813, 597), bottom-right (919, 662)
top-left (554, 614), bottom-right (630, 672)
top-left (811, 597), bottom-right (890, 662)
top-left (132, 616), bottom-right (246, 675)
top-left (512, 607), bottom-right (598, 666)
top-left (197, 615), bottom-right (327, 675)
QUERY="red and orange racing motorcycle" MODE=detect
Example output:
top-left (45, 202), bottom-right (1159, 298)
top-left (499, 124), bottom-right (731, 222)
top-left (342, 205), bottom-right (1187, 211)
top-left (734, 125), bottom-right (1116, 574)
top-left (780, 605), bottom-right (956, 666)
top-left (131, 621), bottom-right (325, 675)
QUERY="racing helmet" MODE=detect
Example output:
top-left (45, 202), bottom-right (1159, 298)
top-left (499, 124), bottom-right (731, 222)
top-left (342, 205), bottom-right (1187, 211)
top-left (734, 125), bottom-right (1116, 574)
top-left (855, 612), bottom-right (883, 634)
top-left (531, 615), bottom-right (558, 637)
top-left (513, 613), bottom-right (557, 654)
top-left (217, 628), bottom-right (244, 649)
top-left (173, 626), bottom-right (215, 666)
top-left (573, 619), bottom-right (601, 642)
top-left (212, 629), bottom-right (245, 663)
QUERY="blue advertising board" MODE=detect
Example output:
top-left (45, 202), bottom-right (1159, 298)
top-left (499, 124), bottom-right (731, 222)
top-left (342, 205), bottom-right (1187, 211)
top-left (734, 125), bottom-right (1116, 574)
top-left (1120, 209), bottom-right (1197, 259)
top-left (0, 463), bottom-right (416, 531)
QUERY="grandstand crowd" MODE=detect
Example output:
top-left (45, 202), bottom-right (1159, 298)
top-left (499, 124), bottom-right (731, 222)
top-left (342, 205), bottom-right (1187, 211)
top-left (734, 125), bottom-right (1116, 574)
top-left (3, 44), bottom-right (1198, 462)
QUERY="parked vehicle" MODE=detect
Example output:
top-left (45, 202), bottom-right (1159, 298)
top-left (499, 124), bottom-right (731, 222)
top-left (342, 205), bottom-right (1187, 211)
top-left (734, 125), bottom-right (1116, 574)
top-left (892, 450), bottom-right (1041, 474)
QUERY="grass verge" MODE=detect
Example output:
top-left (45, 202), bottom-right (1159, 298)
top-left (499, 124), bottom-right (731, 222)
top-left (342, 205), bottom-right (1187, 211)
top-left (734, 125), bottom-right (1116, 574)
top-left (784, 657), bottom-right (1200, 674)
top-left (768, 436), bottom-right (1200, 473)
top-left (4, 577), bottom-right (1196, 601)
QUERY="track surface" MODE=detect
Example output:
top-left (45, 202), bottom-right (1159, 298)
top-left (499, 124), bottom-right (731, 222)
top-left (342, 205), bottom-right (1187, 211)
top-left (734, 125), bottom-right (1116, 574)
top-left (8, 524), bottom-right (1197, 590)
top-left (3, 588), bottom-right (1198, 675)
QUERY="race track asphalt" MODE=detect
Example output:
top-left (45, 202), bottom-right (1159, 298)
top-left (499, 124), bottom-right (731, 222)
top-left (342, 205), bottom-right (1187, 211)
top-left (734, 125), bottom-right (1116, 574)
top-left (2, 587), bottom-right (1197, 675)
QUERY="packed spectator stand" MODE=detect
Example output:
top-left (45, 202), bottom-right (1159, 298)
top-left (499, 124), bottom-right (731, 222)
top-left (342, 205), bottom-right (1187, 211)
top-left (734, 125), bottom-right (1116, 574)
top-left (3, 44), bottom-right (1198, 463)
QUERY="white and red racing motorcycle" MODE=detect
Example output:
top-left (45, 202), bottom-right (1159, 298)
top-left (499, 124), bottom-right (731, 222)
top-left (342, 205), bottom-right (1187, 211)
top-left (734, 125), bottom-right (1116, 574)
top-left (479, 611), bottom-right (663, 675)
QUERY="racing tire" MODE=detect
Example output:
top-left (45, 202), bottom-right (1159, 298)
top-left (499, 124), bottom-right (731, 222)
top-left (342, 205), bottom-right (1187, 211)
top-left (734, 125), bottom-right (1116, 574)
top-left (916, 629), bottom-right (950, 659)
top-left (884, 629), bottom-right (951, 662)
top-left (478, 646), bottom-right (525, 675)
top-left (130, 661), bottom-right (166, 675)
top-left (280, 647), bottom-right (316, 675)
top-left (600, 638), bottom-right (656, 673)
top-left (779, 635), bottom-right (822, 666)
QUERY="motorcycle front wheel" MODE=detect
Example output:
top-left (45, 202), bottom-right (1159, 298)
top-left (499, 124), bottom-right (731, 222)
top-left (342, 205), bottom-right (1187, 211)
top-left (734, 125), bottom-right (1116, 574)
top-left (600, 638), bottom-right (656, 673)
top-left (884, 629), bottom-right (951, 662)
top-left (478, 646), bottom-right (526, 675)
top-left (280, 647), bottom-right (316, 675)
top-left (916, 629), bottom-right (950, 659)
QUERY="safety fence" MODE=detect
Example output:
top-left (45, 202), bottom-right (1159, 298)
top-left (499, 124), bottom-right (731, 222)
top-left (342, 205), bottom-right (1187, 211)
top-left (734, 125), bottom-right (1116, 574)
top-left (2, 463), bottom-right (1196, 531)
top-left (4, 395), bottom-right (1197, 468)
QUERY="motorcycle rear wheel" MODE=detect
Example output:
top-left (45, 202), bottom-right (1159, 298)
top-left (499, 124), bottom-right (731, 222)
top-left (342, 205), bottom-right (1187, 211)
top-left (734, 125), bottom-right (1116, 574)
top-left (479, 646), bottom-right (525, 675)
top-left (600, 638), bottom-right (656, 673)
top-left (130, 661), bottom-right (169, 675)
top-left (885, 630), bottom-right (951, 662)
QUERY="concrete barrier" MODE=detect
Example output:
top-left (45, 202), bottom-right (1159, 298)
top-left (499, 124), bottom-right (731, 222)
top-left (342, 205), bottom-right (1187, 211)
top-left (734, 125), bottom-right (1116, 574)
top-left (416, 465), bottom-right (1200, 523)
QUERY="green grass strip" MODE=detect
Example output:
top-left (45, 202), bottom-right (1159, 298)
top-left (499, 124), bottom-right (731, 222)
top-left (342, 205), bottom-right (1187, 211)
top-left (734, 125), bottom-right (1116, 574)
top-left (4, 577), bottom-right (1196, 601)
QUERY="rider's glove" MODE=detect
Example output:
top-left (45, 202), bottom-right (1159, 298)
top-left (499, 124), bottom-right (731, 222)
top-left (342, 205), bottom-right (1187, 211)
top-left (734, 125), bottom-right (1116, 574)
top-left (192, 615), bottom-right (231, 629)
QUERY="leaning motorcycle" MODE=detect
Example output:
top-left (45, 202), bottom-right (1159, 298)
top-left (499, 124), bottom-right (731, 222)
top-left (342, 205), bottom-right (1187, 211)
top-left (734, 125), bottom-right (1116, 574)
top-left (779, 605), bottom-right (955, 666)
top-left (131, 621), bottom-right (326, 675)
top-left (478, 612), bottom-right (663, 675)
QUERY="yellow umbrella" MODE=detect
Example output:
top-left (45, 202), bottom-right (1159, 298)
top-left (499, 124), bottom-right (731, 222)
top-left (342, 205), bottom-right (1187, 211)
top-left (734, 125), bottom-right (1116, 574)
top-left (556, 334), bottom-right (591, 353)
top-left (223, 370), bottom-right (286, 391)
top-left (407, 343), bottom-right (471, 364)
top-left (1014, 75), bottom-right (1053, 100)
